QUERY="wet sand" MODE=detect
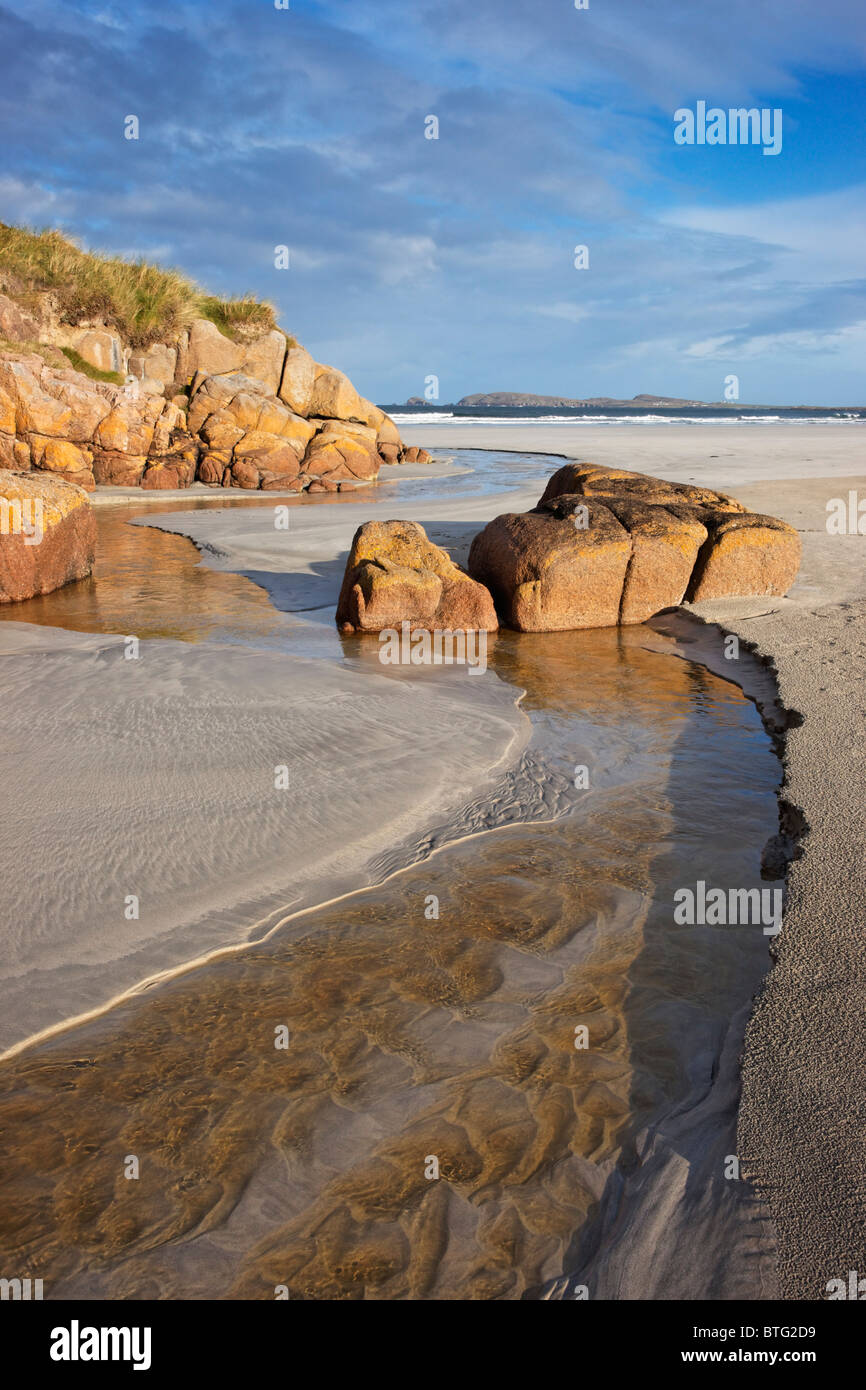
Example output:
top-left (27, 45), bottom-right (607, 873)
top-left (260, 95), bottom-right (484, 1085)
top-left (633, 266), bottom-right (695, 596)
top-left (3, 426), bottom-right (860, 1298)
top-left (0, 493), bottom-right (532, 1057)
top-left (399, 424), bottom-right (866, 1299)
top-left (0, 623), bottom-right (782, 1300)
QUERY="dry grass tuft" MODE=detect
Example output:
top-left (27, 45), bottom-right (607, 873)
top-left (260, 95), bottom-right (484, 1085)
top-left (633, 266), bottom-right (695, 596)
top-left (0, 224), bottom-right (280, 350)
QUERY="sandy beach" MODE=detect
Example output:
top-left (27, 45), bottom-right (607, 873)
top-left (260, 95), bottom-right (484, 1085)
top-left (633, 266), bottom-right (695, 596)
top-left (0, 620), bottom-right (531, 1058)
top-left (5, 0), bottom-right (866, 1350)
top-left (1, 423), bottom-right (863, 1301)
top-left (398, 423), bottom-right (866, 1300)
top-left (0, 562), bottom-right (785, 1302)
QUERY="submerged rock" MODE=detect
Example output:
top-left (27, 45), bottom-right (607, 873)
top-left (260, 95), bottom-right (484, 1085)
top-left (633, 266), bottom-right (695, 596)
top-left (336, 519), bottom-right (499, 633)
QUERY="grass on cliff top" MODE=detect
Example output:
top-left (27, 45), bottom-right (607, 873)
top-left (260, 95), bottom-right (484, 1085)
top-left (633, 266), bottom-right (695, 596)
top-left (0, 337), bottom-right (124, 384)
top-left (0, 223), bottom-right (279, 349)
top-left (0, 335), bottom-right (67, 369)
top-left (59, 347), bottom-right (126, 385)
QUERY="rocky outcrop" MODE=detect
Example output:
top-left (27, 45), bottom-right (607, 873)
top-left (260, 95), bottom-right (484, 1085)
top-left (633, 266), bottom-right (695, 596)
top-left (468, 496), bottom-right (632, 631)
top-left (278, 344), bottom-right (317, 415)
top-left (0, 316), bottom-right (427, 495)
top-left (176, 319), bottom-right (244, 383)
top-left (599, 497), bottom-right (708, 625)
top-left (0, 288), bottom-right (126, 379)
top-left (0, 292), bottom-right (41, 344)
top-left (467, 462), bottom-right (800, 632)
top-left (376, 415), bottom-right (403, 464)
top-left (127, 342), bottom-right (177, 392)
top-left (0, 352), bottom-right (176, 490)
top-left (683, 510), bottom-right (802, 602)
top-left (335, 465), bottom-right (800, 638)
top-left (547, 463), bottom-right (800, 604)
top-left (0, 469), bottom-right (95, 601)
top-left (305, 420), bottom-right (381, 483)
top-left (538, 461), bottom-right (748, 513)
top-left (336, 520), bottom-right (498, 633)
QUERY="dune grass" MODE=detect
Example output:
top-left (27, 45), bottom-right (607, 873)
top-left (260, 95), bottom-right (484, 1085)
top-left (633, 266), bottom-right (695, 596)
top-left (198, 294), bottom-right (277, 341)
top-left (0, 336), bottom-right (68, 369)
top-left (0, 224), bottom-right (279, 349)
top-left (59, 347), bottom-right (126, 385)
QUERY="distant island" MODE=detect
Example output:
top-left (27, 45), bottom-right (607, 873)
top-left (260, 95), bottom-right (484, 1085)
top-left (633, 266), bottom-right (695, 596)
top-left (450, 392), bottom-right (709, 408)
top-left (381, 391), bottom-right (864, 415)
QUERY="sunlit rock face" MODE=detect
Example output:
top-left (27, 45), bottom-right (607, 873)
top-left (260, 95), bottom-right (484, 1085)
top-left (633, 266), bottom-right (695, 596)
top-left (0, 312), bottom-right (422, 503)
top-left (336, 519), bottom-right (499, 633)
top-left (0, 468), bottom-right (95, 602)
top-left (467, 462), bottom-right (801, 631)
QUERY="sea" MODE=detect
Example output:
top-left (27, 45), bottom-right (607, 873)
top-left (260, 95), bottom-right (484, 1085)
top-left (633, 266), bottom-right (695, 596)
top-left (388, 406), bottom-right (865, 426)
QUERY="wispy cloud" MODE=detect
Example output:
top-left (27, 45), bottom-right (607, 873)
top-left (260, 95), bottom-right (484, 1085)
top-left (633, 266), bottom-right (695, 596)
top-left (0, 0), bottom-right (863, 402)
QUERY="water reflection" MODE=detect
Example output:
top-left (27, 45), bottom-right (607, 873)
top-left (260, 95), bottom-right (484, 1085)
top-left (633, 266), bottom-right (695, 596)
top-left (0, 458), bottom-right (779, 1298)
top-left (0, 620), bottom-right (779, 1299)
top-left (0, 498), bottom-right (283, 644)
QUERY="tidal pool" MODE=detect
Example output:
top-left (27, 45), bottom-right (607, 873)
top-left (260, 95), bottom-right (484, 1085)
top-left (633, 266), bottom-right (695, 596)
top-left (0, 454), bottom-right (782, 1298)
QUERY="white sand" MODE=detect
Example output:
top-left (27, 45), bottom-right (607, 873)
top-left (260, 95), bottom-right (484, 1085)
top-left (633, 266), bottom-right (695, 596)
top-left (399, 420), bottom-right (866, 1300)
top-left (399, 420), bottom-right (864, 488)
top-left (3, 421), bottom-right (864, 1298)
top-left (0, 621), bottom-right (527, 1055)
top-left (0, 460), bottom-right (566, 1057)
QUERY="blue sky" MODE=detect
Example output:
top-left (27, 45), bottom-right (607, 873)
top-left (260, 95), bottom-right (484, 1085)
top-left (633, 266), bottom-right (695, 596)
top-left (1, 0), bottom-right (864, 404)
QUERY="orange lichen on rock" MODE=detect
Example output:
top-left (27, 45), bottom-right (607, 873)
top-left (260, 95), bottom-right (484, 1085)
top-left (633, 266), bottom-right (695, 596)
top-left (465, 462), bottom-right (801, 632)
top-left (0, 468), bottom-right (95, 601)
top-left (336, 519), bottom-right (499, 633)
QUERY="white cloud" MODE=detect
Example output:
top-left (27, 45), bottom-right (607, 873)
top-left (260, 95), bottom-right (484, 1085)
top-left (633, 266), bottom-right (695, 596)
top-left (0, 176), bottom-right (72, 222)
top-left (534, 302), bottom-right (591, 324)
top-left (366, 233), bottom-right (439, 284)
top-left (708, 322), bottom-right (866, 360)
top-left (685, 335), bottom-right (737, 357)
top-left (664, 186), bottom-right (866, 284)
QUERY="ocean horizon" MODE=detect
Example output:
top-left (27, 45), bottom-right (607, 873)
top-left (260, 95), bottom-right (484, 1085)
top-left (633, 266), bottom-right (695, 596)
top-left (389, 407), bottom-right (866, 426)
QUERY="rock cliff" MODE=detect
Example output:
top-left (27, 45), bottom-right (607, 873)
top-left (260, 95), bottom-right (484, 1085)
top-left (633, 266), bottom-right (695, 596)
top-left (0, 308), bottom-right (426, 494)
